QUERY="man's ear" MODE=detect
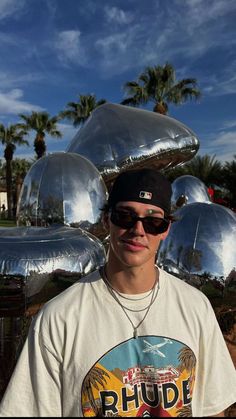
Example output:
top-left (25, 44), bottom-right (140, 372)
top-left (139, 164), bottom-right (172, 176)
top-left (102, 212), bottom-right (110, 231)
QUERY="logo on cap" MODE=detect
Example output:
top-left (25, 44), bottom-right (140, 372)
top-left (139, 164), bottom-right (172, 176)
top-left (139, 191), bottom-right (152, 200)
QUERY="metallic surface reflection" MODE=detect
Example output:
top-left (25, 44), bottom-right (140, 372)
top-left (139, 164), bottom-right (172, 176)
top-left (67, 103), bottom-right (200, 183)
top-left (0, 225), bottom-right (106, 315)
top-left (157, 202), bottom-right (236, 301)
top-left (17, 152), bottom-right (108, 238)
top-left (0, 225), bottom-right (106, 399)
top-left (171, 175), bottom-right (211, 211)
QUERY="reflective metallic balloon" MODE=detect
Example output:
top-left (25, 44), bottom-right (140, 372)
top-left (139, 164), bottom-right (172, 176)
top-left (17, 152), bottom-right (108, 238)
top-left (0, 225), bottom-right (106, 315)
top-left (157, 203), bottom-right (236, 301)
top-left (0, 225), bottom-right (106, 399)
top-left (67, 103), bottom-right (200, 183)
top-left (171, 175), bottom-right (211, 211)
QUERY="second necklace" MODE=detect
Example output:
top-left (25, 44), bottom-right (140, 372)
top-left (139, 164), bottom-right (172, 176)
top-left (102, 267), bottom-right (159, 339)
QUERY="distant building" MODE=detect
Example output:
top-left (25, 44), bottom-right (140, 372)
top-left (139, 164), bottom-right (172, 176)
top-left (0, 185), bottom-right (7, 211)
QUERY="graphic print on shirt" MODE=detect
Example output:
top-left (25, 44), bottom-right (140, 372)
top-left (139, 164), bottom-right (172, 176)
top-left (81, 336), bottom-right (196, 417)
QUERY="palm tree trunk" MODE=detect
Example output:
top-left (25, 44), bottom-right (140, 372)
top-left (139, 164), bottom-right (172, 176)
top-left (34, 133), bottom-right (46, 159)
top-left (5, 159), bottom-right (13, 219)
top-left (16, 176), bottom-right (22, 203)
top-left (153, 102), bottom-right (168, 114)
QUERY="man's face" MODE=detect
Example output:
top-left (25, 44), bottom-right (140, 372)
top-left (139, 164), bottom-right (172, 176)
top-left (106, 201), bottom-right (170, 269)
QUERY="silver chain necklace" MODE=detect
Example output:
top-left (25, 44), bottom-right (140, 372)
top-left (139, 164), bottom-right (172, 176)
top-left (102, 266), bottom-right (159, 339)
top-left (104, 278), bottom-right (155, 302)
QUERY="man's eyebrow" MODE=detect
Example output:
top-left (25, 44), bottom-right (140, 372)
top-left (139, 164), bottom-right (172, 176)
top-left (116, 206), bottom-right (163, 216)
top-left (116, 205), bottom-right (135, 211)
top-left (145, 209), bottom-right (163, 216)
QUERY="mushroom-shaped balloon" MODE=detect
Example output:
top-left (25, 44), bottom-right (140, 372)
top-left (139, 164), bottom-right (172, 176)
top-left (157, 202), bottom-right (236, 303)
top-left (0, 224), bottom-right (106, 399)
top-left (17, 152), bottom-right (108, 239)
top-left (171, 175), bottom-right (211, 211)
top-left (0, 225), bottom-right (106, 316)
top-left (67, 103), bottom-right (200, 184)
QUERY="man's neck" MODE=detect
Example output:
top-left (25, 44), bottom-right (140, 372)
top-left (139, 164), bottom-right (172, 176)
top-left (104, 258), bottom-right (158, 295)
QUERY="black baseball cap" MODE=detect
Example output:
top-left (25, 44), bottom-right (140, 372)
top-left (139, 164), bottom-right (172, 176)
top-left (108, 168), bottom-right (172, 215)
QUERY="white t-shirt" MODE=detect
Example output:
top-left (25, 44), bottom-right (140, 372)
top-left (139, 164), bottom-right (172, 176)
top-left (0, 268), bottom-right (235, 417)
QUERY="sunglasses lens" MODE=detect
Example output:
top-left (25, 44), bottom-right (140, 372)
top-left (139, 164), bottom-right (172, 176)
top-left (110, 211), bottom-right (134, 229)
top-left (143, 218), bottom-right (169, 234)
top-left (110, 210), bottom-right (169, 235)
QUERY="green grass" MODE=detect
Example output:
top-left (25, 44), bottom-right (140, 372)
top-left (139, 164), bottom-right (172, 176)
top-left (0, 218), bottom-right (16, 227)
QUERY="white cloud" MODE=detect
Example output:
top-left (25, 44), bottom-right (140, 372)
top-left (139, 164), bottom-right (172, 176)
top-left (78, 0), bottom-right (98, 18)
top-left (92, 0), bottom-right (235, 78)
top-left (214, 131), bottom-right (236, 146)
top-left (57, 122), bottom-right (77, 141)
top-left (0, 89), bottom-right (43, 116)
top-left (0, 0), bottom-right (26, 20)
top-left (47, 0), bottom-right (235, 82)
top-left (151, 0), bottom-right (236, 65)
top-left (0, 31), bottom-right (18, 45)
top-left (201, 60), bottom-right (236, 96)
top-left (96, 33), bottom-right (129, 53)
top-left (55, 30), bottom-right (87, 65)
top-left (198, 142), bottom-right (235, 163)
top-left (175, 0), bottom-right (236, 33)
top-left (213, 74), bottom-right (236, 96)
top-left (0, 71), bottom-right (43, 90)
top-left (95, 24), bottom-right (150, 75)
top-left (199, 122), bottom-right (236, 162)
top-left (45, 0), bottom-right (58, 17)
top-left (104, 6), bottom-right (133, 24)
top-left (222, 120), bottom-right (236, 130)
top-left (202, 147), bottom-right (236, 163)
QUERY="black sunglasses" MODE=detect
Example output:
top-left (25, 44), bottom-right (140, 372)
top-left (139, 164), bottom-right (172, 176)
top-left (110, 209), bottom-right (170, 235)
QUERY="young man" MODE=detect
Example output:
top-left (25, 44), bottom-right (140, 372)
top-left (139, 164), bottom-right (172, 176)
top-left (0, 168), bottom-right (235, 417)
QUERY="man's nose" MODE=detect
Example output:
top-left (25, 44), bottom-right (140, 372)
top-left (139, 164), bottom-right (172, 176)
top-left (130, 219), bottom-right (145, 235)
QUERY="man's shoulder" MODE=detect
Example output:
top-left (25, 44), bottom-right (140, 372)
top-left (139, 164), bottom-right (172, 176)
top-left (159, 267), bottom-right (211, 307)
top-left (37, 268), bottom-right (102, 317)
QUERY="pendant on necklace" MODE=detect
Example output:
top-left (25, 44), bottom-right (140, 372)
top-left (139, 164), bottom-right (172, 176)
top-left (133, 328), bottom-right (138, 339)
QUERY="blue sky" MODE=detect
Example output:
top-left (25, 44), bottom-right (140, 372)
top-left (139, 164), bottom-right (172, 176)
top-left (0, 0), bottom-right (235, 164)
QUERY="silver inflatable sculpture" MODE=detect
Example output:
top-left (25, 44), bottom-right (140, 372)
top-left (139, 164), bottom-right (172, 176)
top-left (0, 225), bottom-right (106, 398)
top-left (171, 174), bottom-right (211, 210)
top-left (158, 202), bottom-right (236, 300)
top-left (1, 152), bottom-right (109, 399)
top-left (17, 152), bottom-right (108, 239)
top-left (0, 225), bottom-right (106, 313)
top-left (67, 103), bottom-right (200, 184)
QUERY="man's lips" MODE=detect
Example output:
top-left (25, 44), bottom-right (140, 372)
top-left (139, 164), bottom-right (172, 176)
top-left (120, 239), bottom-right (147, 251)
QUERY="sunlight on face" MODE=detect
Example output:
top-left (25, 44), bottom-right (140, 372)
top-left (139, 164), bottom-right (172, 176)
top-left (108, 201), bottom-right (169, 269)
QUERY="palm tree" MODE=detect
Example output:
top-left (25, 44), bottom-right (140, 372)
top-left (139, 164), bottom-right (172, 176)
top-left (164, 154), bottom-right (223, 186)
top-left (82, 366), bottom-right (110, 415)
top-left (0, 124), bottom-right (29, 219)
top-left (60, 94), bottom-right (106, 127)
top-left (18, 112), bottom-right (62, 159)
top-left (183, 154), bottom-right (223, 186)
top-left (164, 164), bottom-right (188, 183)
top-left (121, 63), bottom-right (201, 115)
top-left (11, 158), bottom-right (33, 208)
